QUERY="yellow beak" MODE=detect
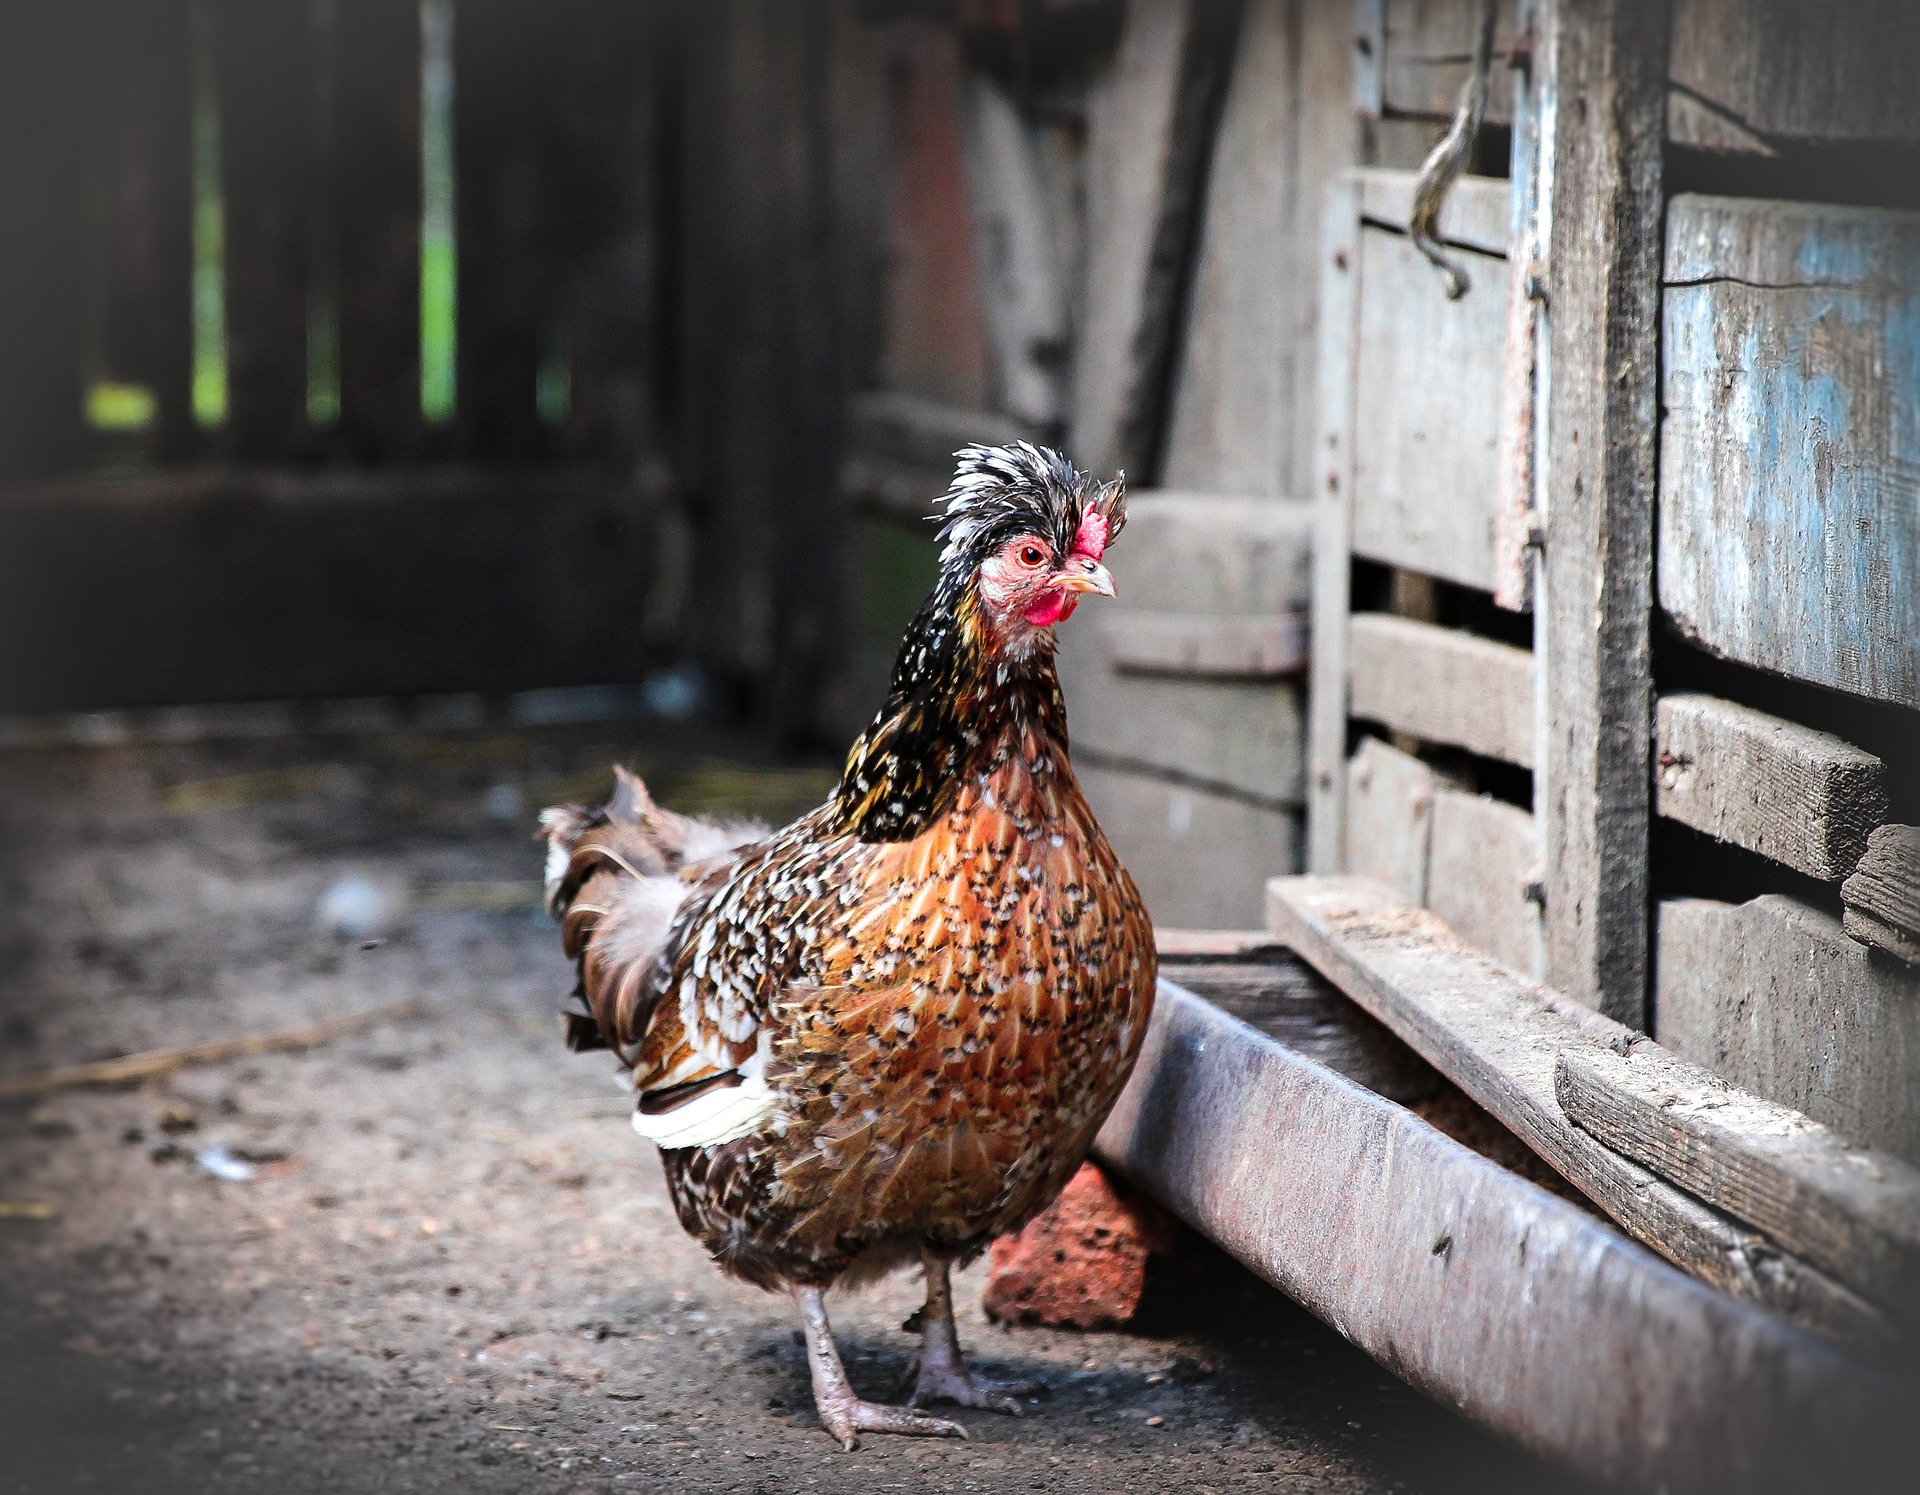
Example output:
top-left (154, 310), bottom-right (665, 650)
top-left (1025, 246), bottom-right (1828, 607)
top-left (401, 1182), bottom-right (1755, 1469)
top-left (1057, 560), bottom-right (1115, 598)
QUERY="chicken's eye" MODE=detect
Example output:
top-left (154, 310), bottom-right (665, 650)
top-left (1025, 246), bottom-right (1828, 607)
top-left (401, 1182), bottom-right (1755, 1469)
top-left (1019, 545), bottom-right (1045, 567)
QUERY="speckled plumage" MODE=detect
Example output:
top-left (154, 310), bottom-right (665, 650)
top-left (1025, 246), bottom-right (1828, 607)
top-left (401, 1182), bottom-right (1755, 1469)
top-left (542, 445), bottom-right (1154, 1416)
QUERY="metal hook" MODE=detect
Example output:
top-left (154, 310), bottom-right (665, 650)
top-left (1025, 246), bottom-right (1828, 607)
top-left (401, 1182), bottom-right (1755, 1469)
top-left (1407, 0), bottom-right (1498, 300)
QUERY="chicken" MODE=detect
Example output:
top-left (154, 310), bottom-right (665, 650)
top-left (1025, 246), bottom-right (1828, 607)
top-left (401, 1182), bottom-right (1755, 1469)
top-left (540, 442), bottom-right (1156, 1448)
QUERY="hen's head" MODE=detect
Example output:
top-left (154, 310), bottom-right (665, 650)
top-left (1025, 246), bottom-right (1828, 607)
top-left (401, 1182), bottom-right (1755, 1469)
top-left (936, 442), bottom-right (1126, 655)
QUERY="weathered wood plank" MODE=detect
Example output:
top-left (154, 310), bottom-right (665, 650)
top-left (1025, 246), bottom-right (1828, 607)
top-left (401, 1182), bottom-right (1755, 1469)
top-left (1380, 0), bottom-right (1520, 126)
top-left (1102, 492), bottom-right (1314, 615)
top-left (1428, 787), bottom-right (1540, 976)
top-left (1266, 874), bottom-right (1891, 1350)
top-left (1655, 693), bottom-right (1887, 882)
top-left (1657, 896), bottom-right (1920, 1167)
top-left (1307, 173), bottom-right (1365, 873)
top-left (1843, 825), bottom-right (1920, 965)
top-left (1162, 952), bottom-right (1439, 1105)
top-left (1356, 166), bottom-right (1509, 255)
top-left (1660, 195), bottom-right (1920, 709)
top-left (1098, 973), bottom-right (1910, 1489)
top-left (1344, 737), bottom-right (1436, 905)
top-left (1348, 613), bottom-right (1533, 766)
top-left (1163, 0), bottom-right (1304, 497)
top-left (1556, 1044), bottom-right (1920, 1327)
top-left (1078, 766), bottom-right (1299, 931)
top-left (1350, 201), bottom-right (1508, 589)
top-left (1668, 0), bottom-right (1920, 147)
top-left (1106, 611), bottom-right (1306, 679)
top-left (1538, 0), bottom-right (1665, 1024)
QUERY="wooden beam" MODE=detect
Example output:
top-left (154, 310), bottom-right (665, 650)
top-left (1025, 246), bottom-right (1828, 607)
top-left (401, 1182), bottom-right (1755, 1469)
top-left (1380, 0), bottom-right (1522, 125)
top-left (1556, 1044), bottom-right (1920, 1327)
top-left (1537, 0), bottom-right (1667, 1023)
top-left (1097, 974), bottom-right (1910, 1489)
top-left (1658, 895), bottom-right (1920, 1163)
top-left (1348, 612), bottom-right (1533, 766)
top-left (1842, 825), bottom-right (1920, 965)
top-left (1306, 172), bottom-right (1364, 872)
top-left (1265, 874), bottom-right (1891, 1351)
top-left (1107, 611), bottom-right (1306, 678)
top-left (1656, 693), bottom-right (1887, 881)
top-left (1660, 195), bottom-right (1920, 710)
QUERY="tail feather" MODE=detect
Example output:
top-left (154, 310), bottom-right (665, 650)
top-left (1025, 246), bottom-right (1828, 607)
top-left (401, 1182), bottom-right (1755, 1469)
top-left (539, 766), bottom-right (765, 1057)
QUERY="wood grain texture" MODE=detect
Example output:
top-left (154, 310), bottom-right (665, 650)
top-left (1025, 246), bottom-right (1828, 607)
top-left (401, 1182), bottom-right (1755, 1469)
top-left (1556, 1044), bottom-right (1920, 1327)
top-left (1098, 974), bottom-right (1912, 1490)
top-left (1380, 0), bottom-right (1520, 124)
top-left (1660, 195), bottom-right (1920, 709)
top-left (1344, 737), bottom-right (1436, 905)
top-left (1106, 611), bottom-right (1307, 678)
top-left (1427, 788), bottom-right (1541, 976)
top-left (1538, 0), bottom-right (1666, 1024)
top-left (1357, 167), bottom-right (1509, 255)
top-left (1265, 874), bottom-right (1892, 1351)
top-left (1164, 952), bottom-right (1438, 1104)
top-left (1655, 693), bottom-right (1887, 881)
top-left (1079, 766), bottom-right (1300, 931)
top-left (1307, 172), bottom-right (1365, 873)
top-left (1350, 224), bottom-right (1506, 587)
top-left (1656, 896), bottom-right (1920, 1167)
top-left (1842, 825), bottom-right (1920, 965)
top-left (1348, 612), bottom-right (1534, 766)
top-left (1668, 0), bottom-right (1920, 147)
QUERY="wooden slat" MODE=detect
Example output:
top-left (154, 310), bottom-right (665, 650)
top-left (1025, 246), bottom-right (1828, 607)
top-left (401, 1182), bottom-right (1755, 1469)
top-left (1380, 0), bottom-right (1521, 126)
top-left (1356, 166), bottom-right (1510, 256)
top-left (1097, 975), bottom-right (1909, 1490)
top-left (1306, 173), bottom-right (1364, 873)
top-left (1102, 492), bottom-right (1314, 615)
top-left (1843, 825), bottom-right (1920, 965)
top-left (1078, 766), bottom-right (1299, 931)
top-left (1556, 1044), bottom-right (1920, 1327)
top-left (1660, 195), bottom-right (1920, 709)
top-left (1428, 787), bottom-right (1541, 976)
top-left (1106, 611), bottom-right (1306, 679)
top-left (1343, 737), bottom-right (1436, 904)
top-left (1537, 0), bottom-right (1665, 1024)
top-left (1669, 0), bottom-right (1920, 147)
top-left (1655, 693), bottom-right (1886, 881)
top-left (1349, 175), bottom-right (1509, 589)
top-left (1657, 895), bottom-right (1920, 1167)
top-left (1348, 612), bottom-right (1533, 766)
top-left (1266, 874), bottom-right (1891, 1351)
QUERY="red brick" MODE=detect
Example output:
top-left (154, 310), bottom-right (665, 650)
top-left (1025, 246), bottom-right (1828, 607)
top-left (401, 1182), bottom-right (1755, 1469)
top-left (982, 1162), bottom-right (1181, 1329)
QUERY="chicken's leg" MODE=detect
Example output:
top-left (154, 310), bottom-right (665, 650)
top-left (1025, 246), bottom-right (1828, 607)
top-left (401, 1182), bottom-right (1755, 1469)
top-left (792, 1284), bottom-right (967, 1451)
top-left (903, 1247), bottom-right (1040, 1415)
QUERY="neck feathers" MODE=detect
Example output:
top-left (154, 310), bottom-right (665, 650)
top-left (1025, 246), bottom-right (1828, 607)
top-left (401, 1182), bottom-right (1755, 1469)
top-left (827, 576), bottom-right (1067, 842)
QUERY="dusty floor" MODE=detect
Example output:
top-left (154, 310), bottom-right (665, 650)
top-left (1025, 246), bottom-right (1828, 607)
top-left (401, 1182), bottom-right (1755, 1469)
top-left (0, 717), bottom-right (1571, 1494)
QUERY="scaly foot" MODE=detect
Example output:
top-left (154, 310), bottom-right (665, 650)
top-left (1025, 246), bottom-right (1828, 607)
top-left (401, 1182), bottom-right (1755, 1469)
top-left (814, 1387), bottom-right (969, 1452)
top-left (904, 1356), bottom-right (1041, 1416)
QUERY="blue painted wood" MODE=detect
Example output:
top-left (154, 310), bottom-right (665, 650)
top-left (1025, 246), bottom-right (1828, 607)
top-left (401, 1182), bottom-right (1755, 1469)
top-left (1660, 194), bottom-right (1920, 709)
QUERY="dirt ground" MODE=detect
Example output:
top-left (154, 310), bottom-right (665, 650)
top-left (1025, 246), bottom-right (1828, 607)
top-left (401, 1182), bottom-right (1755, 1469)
top-left (0, 716), bottom-right (1570, 1495)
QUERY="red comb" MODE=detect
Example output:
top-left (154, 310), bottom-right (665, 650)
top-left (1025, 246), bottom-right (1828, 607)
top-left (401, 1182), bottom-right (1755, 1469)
top-left (1073, 510), bottom-right (1110, 561)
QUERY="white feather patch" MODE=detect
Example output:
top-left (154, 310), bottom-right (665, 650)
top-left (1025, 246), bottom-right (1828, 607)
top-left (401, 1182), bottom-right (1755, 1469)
top-left (631, 1074), bottom-right (776, 1149)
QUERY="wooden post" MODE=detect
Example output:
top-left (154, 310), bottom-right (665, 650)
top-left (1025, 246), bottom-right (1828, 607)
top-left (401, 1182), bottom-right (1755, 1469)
top-left (1536, 0), bottom-right (1667, 1024)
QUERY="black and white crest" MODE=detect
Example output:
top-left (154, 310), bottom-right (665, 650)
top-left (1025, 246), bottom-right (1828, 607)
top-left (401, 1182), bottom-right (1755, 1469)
top-left (934, 442), bottom-right (1124, 579)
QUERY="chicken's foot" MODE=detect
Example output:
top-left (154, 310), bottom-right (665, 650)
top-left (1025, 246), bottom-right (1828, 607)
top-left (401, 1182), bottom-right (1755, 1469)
top-left (901, 1247), bottom-right (1041, 1415)
top-left (791, 1284), bottom-right (967, 1451)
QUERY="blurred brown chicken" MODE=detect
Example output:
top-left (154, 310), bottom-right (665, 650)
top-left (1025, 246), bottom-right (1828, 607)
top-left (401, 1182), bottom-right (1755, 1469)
top-left (540, 443), bottom-right (1156, 1448)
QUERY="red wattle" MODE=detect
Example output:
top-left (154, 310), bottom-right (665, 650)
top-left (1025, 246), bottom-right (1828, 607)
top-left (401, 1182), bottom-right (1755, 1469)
top-left (1022, 591), bottom-right (1078, 628)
